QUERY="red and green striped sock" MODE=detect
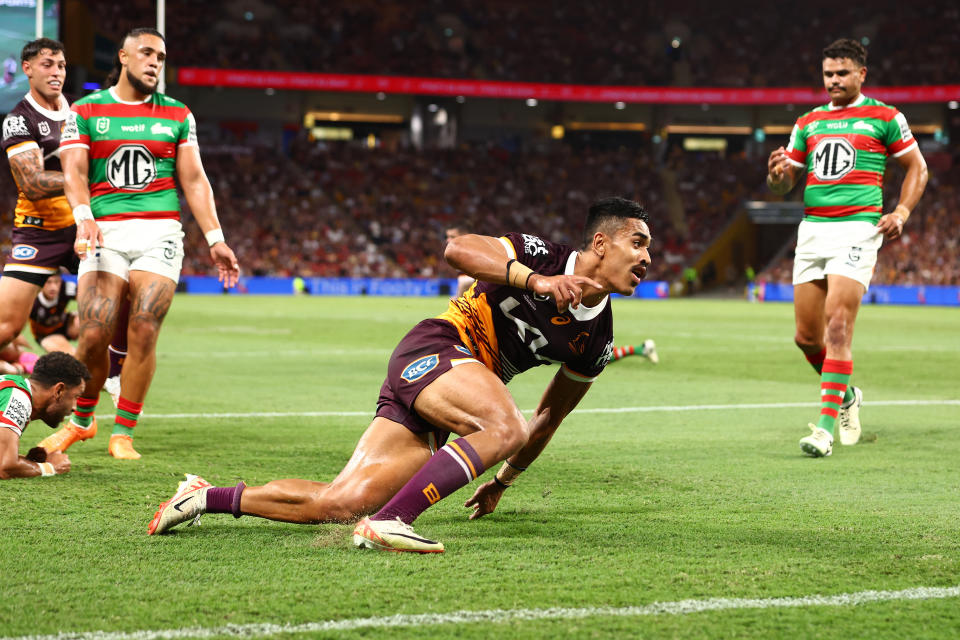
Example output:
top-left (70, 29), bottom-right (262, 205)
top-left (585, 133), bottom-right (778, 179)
top-left (805, 348), bottom-right (854, 404)
top-left (113, 397), bottom-right (143, 437)
top-left (816, 359), bottom-right (853, 436)
top-left (71, 397), bottom-right (98, 429)
top-left (613, 345), bottom-right (635, 361)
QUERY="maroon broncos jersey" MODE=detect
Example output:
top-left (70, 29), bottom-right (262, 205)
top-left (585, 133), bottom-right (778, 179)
top-left (438, 232), bottom-right (615, 383)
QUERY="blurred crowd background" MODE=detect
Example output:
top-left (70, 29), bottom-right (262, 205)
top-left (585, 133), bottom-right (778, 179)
top-left (3, 0), bottom-right (959, 291)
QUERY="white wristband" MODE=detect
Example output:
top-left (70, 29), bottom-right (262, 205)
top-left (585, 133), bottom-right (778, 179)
top-left (205, 228), bottom-right (225, 246)
top-left (38, 462), bottom-right (55, 477)
top-left (72, 204), bottom-right (94, 224)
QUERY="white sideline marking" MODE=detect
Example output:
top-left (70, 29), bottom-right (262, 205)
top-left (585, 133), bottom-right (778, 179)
top-left (3, 585), bottom-right (958, 640)
top-left (97, 399), bottom-right (960, 421)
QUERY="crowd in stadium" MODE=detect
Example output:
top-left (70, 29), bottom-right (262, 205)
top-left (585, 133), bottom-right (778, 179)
top-left (5, 136), bottom-right (956, 287)
top-left (87, 0), bottom-right (960, 87)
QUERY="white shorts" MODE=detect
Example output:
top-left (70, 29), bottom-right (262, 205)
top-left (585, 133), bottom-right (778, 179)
top-left (792, 220), bottom-right (883, 291)
top-left (78, 219), bottom-right (185, 284)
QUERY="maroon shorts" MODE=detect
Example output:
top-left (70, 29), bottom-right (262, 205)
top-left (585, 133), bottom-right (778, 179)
top-left (376, 318), bottom-right (481, 446)
top-left (3, 226), bottom-right (78, 286)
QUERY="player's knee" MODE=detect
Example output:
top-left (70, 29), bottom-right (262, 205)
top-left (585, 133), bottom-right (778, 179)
top-left (794, 333), bottom-right (820, 352)
top-left (483, 410), bottom-right (528, 459)
top-left (127, 315), bottom-right (162, 348)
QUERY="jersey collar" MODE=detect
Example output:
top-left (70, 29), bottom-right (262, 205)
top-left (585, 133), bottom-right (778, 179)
top-left (828, 93), bottom-right (867, 111)
top-left (108, 86), bottom-right (153, 105)
top-left (24, 92), bottom-right (70, 121)
top-left (565, 251), bottom-right (608, 321)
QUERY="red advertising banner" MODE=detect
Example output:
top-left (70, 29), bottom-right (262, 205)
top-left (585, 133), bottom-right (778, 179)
top-left (178, 68), bottom-right (960, 105)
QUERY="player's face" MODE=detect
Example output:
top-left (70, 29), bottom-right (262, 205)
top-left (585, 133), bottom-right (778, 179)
top-left (41, 382), bottom-right (85, 428)
top-left (121, 34), bottom-right (166, 96)
top-left (822, 57), bottom-right (865, 106)
top-left (41, 275), bottom-right (62, 299)
top-left (598, 218), bottom-right (652, 296)
top-left (23, 49), bottom-right (65, 103)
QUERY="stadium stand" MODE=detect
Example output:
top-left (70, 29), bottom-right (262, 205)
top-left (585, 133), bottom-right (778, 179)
top-left (79, 0), bottom-right (960, 87)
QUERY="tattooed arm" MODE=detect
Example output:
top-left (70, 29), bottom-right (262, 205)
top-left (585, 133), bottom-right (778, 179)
top-left (8, 148), bottom-right (64, 200)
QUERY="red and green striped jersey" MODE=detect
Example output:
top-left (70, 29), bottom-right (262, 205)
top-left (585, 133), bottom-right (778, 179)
top-left (0, 375), bottom-right (33, 438)
top-left (59, 87), bottom-right (198, 222)
top-left (785, 94), bottom-right (917, 223)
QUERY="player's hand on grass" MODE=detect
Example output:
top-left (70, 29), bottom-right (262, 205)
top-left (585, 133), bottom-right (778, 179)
top-left (464, 479), bottom-right (505, 520)
top-left (530, 273), bottom-right (603, 313)
top-left (47, 451), bottom-right (70, 474)
top-left (74, 219), bottom-right (102, 260)
top-left (210, 242), bottom-right (240, 288)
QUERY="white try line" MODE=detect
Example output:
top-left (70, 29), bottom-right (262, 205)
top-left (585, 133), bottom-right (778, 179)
top-left (100, 399), bottom-right (960, 421)
top-left (3, 584), bottom-right (958, 640)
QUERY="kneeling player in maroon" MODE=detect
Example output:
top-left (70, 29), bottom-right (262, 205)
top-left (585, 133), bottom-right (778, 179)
top-left (149, 197), bottom-right (653, 553)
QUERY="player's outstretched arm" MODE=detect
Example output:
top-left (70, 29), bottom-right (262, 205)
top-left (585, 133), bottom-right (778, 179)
top-left (877, 147), bottom-right (928, 240)
top-left (0, 429), bottom-right (70, 478)
top-left (61, 147), bottom-right (102, 260)
top-left (445, 234), bottom-right (601, 312)
top-left (8, 148), bottom-right (64, 201)
top-left (464, 370), bottom-right (592, 519)
top-left (176, 145), bottom-right (240, 287)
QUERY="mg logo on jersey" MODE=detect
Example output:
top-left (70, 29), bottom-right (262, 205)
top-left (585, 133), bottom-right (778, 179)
top-left (95, 118), bottom-right (110, 134)
top-left (401, 354), bottom-right (439, 382)
top-left (812, 137), bottom-right (856, 181)
top-left (106, 144), bottom-right (157, 190)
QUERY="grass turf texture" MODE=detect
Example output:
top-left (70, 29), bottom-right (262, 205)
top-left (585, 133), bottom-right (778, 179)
top-left (1, 296), bottom-right (958, 639)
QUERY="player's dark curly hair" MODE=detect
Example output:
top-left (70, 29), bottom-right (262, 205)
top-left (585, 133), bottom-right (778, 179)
top-left (29, 352), bottom-right (90, 389)
top-left (21, 37), bottom-right (65, 63)
top-left (104, 27), bottom-right (166, 87)
top-left (823, 39), bottom-right (867, 67)
top-left (581, 197), bottom-right (649, 249)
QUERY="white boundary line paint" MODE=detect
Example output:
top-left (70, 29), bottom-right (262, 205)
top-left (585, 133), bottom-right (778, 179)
top-left (97, 399), bottom-right (960, 420)
top-left (3, 585), bottom-right (958, 640)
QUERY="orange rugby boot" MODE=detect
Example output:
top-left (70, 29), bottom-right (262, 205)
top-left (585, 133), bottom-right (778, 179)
top-left (37, 418), bottom-right (98, 453)
top-left (108, 434), bottom-right (142, 460)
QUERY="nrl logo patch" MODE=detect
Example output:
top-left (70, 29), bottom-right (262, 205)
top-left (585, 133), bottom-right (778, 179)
top-left (38, 121), bottom-right (51, 136)
top-left (96, 118), bottom-right (110, 134)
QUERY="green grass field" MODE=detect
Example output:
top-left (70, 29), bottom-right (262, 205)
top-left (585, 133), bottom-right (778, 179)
top-left (1, 296), bottom-right (958, 639)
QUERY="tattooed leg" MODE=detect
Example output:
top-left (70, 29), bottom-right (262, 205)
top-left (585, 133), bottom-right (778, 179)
top-left (120, 272), bottom-right (176, 404)
top-left (75, 271), bottom-right (128, 398)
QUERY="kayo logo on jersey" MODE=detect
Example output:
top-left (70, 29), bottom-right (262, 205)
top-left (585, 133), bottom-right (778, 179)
top-left (812, 138), bottom-right (856, 181)
top-left (401, 355), bottom-right (439, 382)
top-left (107, 144), bottom-right (157, 190)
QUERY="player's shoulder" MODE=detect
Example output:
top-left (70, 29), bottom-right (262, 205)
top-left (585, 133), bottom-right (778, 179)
top-left (155, 92), bottom-right (189, 110)
top-left (855, 95), bottom-right (900, 119)
top-left (2, 98), bottom-right (37, 148)
top-left (794, 105), bottom-right (831, 127)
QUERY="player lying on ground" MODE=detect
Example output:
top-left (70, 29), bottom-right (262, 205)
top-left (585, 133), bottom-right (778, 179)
top-left (0, 351), bottom-right (89, 479)
top-left (149, 197), bottom-right (653, 553)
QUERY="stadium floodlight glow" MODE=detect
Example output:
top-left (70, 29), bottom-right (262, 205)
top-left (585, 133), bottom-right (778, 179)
top-left (526, 98), bottom-right (538, 107)
top-left (376, 92), bottom-right (386, 100)
top-left (265, 88), bottom-right (275, 96)
top-left (665, 125), bottom-right (752, 134)
top-left (566, 122), bottom-right (646, 131)
top-left (551, 125), bottom-right (564, 139)
top-left (614, 101), bottom-right (626, 110)
top-left (303, 111), bottom-right (405, 126)
top-left (428, 103), bottom-right (439, 112)
top-left (949, 101), bottom-right (959, 110)
top-left (671, 37), bottom-right (681, 48)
